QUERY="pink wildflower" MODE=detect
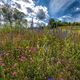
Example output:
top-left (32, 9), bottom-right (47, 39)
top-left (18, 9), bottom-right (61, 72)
top-left (19, 54), bottom-right (26, 62)
top-left (12, 71), bottom-right (17, 77)
top-left (60, 78), bottom-right (64, 80)
top-left (0, 62), bottom-right (5, 67)
top-left (29, 47), bottom-right (37, 53)
top-left (12, 63), bottom-right (18, 68)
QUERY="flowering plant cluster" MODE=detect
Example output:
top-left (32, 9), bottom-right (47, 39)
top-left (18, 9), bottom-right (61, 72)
top-left (0, 27), bottom-right (80, 80)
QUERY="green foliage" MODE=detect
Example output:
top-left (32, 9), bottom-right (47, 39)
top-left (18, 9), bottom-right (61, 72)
top-left (0, 25), bottom-right (80, 80)
top-left (48, 18), bottom-right (80, 28)
top-left (13, 9), bottom-right (25, 20)
top-left (2, 7), bottom-right (12, 23)
top-left (48, 18), bottom-right (56, 28)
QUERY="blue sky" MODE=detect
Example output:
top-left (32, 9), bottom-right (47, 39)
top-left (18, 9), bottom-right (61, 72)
top-left (1, 0), bottom-right (80, 23)
top-left (35, 0), bottom-right (80, 22)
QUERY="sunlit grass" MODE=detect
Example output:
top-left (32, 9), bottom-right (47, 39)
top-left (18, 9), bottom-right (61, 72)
top-left (0, 25), bottom-right (80, 80)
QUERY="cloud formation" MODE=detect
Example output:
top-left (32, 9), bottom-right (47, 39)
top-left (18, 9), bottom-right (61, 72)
top-left (12, 0), bottom-right (49, 25)
top-left (1, 0), bottom-right (80, 22)
top-left (48, 0), bottom-right (80, 22)
top-left (49, 0), bottom-right (75, 16)
top-left (58, 15), bottom-right (73, 22)
top-left (0, 0), bottom-right (49, 26)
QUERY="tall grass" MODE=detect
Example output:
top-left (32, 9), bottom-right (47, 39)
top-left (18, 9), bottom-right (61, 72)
top-left (0, 25), bottom-right (80, 80)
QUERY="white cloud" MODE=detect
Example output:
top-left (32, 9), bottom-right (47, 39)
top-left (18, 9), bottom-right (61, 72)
top-left (58, 14), bottom-right (80, 22)
top-left (75, 7), bottom-right (80, 11)
top-left (11, 0), bottom-right (49, 26)
top-left (12, 0), bottom-right (34, 14)
top-left (25, 16), bottom-right (48, 27)
top-left (0, 1), bottom-right (4, 6)
top-left (34, 6), bottom-right (49, 19)
top-left (58, 15), bottom-right (73, 22)
top-left (0, 0), bottom-right (49, 26)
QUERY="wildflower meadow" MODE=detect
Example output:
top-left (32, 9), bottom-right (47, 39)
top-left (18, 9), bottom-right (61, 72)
top-left (0, 25), bottom-right (80, 80)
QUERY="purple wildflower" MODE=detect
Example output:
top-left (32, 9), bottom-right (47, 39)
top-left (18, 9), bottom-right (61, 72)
top-left (48, 77), bottom-right (55, 80)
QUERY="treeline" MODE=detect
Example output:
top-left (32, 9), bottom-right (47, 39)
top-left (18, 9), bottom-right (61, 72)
top-left (48, 18), bottom-right (80, 28)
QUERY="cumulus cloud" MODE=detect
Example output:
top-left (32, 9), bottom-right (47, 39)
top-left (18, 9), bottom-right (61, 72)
top-left (10, 0), bottom-right (49, 26)
top-left (0, 0), bottom-right (49, 26)
top-left (0, 1), bottom-right (4, 6)
top-left (35, 6), bottom-right (48, 20)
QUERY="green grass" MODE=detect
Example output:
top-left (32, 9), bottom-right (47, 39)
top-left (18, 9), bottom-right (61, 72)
top-left (0, 26), bottom-right (80, 80)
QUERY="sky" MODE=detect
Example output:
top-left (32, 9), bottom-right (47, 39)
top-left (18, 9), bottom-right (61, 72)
top-left (36, 0), bottom-right (80, 22)
top-left (1, 0), bottom-right (80, 24)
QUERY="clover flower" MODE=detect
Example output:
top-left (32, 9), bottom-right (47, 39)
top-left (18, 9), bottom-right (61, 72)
top-left (11, 71), bottom-right (17, 77)
top-left (19, 54), bottom-right (26, 62)
top-left (29, 47), bottom-right (37, 53)
top-left (12, 63), bottom-right (18, 68)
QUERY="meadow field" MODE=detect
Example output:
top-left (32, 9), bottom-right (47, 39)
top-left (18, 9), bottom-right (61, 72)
top-left (0, 25), bottom-right (80, 80)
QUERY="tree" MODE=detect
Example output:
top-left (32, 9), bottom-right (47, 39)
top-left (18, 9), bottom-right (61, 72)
top-left (1, 2), bottom-right (26, 43)
top-left (1, 5), bottom-right (14, 44)
top-left (13, 9), bottom-right (27, 31)
top-left (48, 18), bottom-right (57, 28)
top-left (13, 9), bottom-right (25, 21)
top-left (2, 6), bottom-right (13, 25)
